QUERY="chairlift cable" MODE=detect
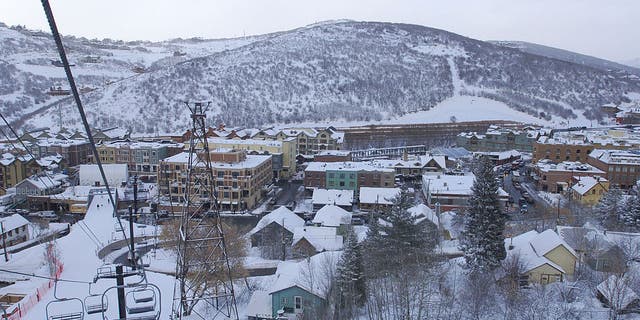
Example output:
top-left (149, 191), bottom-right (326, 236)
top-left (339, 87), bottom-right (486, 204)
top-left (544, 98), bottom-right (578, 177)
top-left (39, 0), bottom-right (137, 269)
top-left (0, 268), bottom-right (92, 284)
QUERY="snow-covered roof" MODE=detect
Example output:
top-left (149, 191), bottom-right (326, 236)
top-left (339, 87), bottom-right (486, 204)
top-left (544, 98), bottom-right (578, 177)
top-left (0, 214), bottom-right (29, 232)
top-left (317, 150), bottom-right (350, 156)
top-left (440, 211), bottom-right (461, 239)
top-left (589, 149), bottom-right (640, 165)
top-left (311, 189), bottom-right (354, 206)
top-left (359, 187), bottom-right (400, 205)
top-left (269, 251), bottom-right (340, 298)
top-left (506, 229), bottom-right (576, 274)
top-left (292, 226), bottom-right (343, 252)
top-left (162, 152), bottom-right (272, 169)
top-left (423, 174), bottom-right (509, 197)
top-left (535, 160), bottom-right (605, 174)
top-left (306, 161), bottom-right (394, 173)
top-left (17, 173), bottom-right (67, 190)
top-left (408, 204), bottom-right (438, 225)
top-left (597, 275), bottom-right (640, 309)
top-left (312, 205), bottom-right (352, 227)
top-left (208, 137), bottom-right (284, 148)
top-left (571, 176), bottom-right (608, 195)
top-left (246, 291), bottom-right (272, 318)
top-left (530, 229), bottom-right (577, 257)
top-left (249, 206), bottom-right (305, 235)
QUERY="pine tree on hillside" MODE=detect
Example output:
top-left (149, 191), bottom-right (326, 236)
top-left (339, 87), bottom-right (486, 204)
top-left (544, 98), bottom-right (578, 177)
top-left (460, 157), bottom-right (507, 271)
top-left (336, 228), bottom-right (366, 317)
top-left (594, 187), bottom-right (624, 229)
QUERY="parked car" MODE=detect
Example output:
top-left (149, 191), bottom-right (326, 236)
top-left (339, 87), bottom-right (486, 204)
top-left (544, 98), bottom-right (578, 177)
top-left (351, 217), bottom-right (365, 225)
top-left (30, 210), bottom-right (59, 221)
top-left (520, 204), bottom-right (528, 214)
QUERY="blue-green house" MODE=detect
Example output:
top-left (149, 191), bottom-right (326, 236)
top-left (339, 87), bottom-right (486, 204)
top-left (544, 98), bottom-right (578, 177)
top-left (269, 285), bottom-right (326, 319)
top-left (326, 170), bottom-right (358, 191)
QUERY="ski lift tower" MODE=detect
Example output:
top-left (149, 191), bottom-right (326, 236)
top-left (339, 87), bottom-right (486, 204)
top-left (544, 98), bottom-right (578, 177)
top-left (172, 102), bottom-right (238, 320)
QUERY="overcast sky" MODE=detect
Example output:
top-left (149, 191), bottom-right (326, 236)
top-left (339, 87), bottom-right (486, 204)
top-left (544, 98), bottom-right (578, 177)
top-left (1, 0), bottom-right (638, 62)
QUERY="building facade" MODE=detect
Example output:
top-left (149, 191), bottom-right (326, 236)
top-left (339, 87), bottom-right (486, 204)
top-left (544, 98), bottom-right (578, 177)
top-left (158, 150), bottom-right (272, 211)
top-left (304, 162), bottom-right (394, 193)
top-left (532, 160), bottom-right (607, 193)
top-left (588, 149), bottom-right (640, 189)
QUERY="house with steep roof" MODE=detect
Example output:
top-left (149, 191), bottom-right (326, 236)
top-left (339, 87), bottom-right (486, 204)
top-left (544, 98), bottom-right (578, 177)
top-left (570, 176), bottom-right (609, 206)
top-left (249, 207), bottom-right (305, 259)
top-left (312, 205), bottom-right (351, 232)
top-left (505, 229), bottom-right (577, 284)
top-left (0, 214), bottom-right (30, 248)
top-left (291, 226), bottom-right (343, 258)
top-left (596, 275), bottom-right (640, 314)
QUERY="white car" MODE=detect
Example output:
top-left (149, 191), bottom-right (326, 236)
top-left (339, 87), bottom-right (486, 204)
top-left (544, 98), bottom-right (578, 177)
top-left (33, 210), bottom-right (59, 221)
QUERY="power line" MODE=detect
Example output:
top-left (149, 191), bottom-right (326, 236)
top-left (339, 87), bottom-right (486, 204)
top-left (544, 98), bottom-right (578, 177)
top-left (0, 268), bottom-right (92, 284)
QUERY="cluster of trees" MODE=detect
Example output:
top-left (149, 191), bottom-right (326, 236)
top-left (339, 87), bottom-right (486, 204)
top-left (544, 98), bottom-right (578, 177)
top-left (594, 187), bottom-right (640, 231)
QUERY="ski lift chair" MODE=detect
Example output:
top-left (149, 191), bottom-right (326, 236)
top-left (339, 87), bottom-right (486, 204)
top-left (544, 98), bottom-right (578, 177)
top-left (84, 283), bottom-right (108, 315)
top-left (46, 281), bottom-right (85, 320)
top-left (100, 283), bottom-right (161, 320)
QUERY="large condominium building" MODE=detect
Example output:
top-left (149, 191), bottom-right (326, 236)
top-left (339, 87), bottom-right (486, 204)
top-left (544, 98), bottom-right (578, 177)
top-left (456, 125), bottom-right (540, 152)
top-left (253, 127), bottom-right (344, 155)
top-left (28, 139), bottom-right (92, 167)
top-left (0, 154), bottom-right (40, 194)
top-left (304, 161), bottom-right (394, 193)
top-left (90, 140), bottom-right (183, 182)
top-left (207, 137), bottom-right (296, 180)
top-left (421, 174), bottom-right (509, 212)
top-left (158, 149), bottom-right (272, 211)
top-left (588, 149), bottom-right (640, 189)
top-left (532, 160), bottom-right (606, 193)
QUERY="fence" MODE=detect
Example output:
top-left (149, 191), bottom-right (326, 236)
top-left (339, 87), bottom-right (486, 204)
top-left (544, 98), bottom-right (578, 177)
top-left (4, 243), bottom-right (64, 319)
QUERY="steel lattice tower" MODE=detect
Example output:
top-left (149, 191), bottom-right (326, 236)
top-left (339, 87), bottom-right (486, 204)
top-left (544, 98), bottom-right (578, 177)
top-left (172, 102), bottom-right (238, 320)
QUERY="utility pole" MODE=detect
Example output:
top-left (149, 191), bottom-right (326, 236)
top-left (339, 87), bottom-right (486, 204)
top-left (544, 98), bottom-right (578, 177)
top-left (115, 265), bottom-right (126, 320)
top-left (0, 222), bottom-right (8, 262)
top-left (128, 176), bottom-right (139, 269)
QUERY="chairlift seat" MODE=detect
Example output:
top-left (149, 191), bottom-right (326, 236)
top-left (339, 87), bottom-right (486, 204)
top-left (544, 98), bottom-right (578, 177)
top-left (84, 295), bottom-right (108, 314)
top-left (49, 312), bottom-right (84, 320)
top-left (126, 290), bottom-right (155, 314)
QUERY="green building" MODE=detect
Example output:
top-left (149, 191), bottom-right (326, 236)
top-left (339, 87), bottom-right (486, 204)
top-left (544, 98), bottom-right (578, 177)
top-left (326, 169), bottom-right (358, 191)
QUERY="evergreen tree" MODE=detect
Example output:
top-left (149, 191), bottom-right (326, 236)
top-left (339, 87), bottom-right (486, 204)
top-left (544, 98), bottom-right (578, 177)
top-left (621, 194), bottom-right (640, 230)
top-left (336, 228), bottom-right (366, 317)
top-left (378, 192), bottom-right (438, 271)
top-left (460, 157), bottom-right (507, 271)
top-left (594, 187), bottom-right (624, 229)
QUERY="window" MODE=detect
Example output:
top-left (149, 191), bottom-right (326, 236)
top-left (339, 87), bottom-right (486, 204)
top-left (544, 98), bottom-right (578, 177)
top-left (339, 181), bottom-right (345, 187)
top-left (294, 296), bottom-right (302, 309)
top-left (281, 297), bottom-right (287, 306)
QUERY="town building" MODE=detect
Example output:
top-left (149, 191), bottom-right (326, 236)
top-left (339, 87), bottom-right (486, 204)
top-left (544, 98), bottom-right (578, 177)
top-left (158, 150), bottom-right (272, 211)
top-left (253, 127), bottom-right (344, 155)
top-left (505, 229), bottom-right (577, 285)
top-left (569, 176), bottom-right (609, 206)
top-left (291, 226), bottom-right (343, 258)
top-left (311, 205), bottom-right (352, 233)
top-left (79, 164), bottom-right (129, 187)
top-left (314, 150), bottom-right (352, 163)
top-left (310, 189), bottom-right (354, 211)
top-left (90, 140), bottom-right (183, 182)
top-left (14, 173), bottom-right (67, 202)
top-left (421, 174), bottom-right (509, 212)
top-left (0, 154), bottom-right (39, 194)
top-left (207, 137), bottom-right (296, 180)
top-left (358, 187), bottom-right (401, 212)
top-left (588, 149), bottom-right (640, 189)
top-left (533, 128), bottom-right (640, 163)
top-left (28, 138), bottom-right (92, 167)
top-left (456, 125), bottom-right (540, 152)
top-left (304, 162), bottom-right (394, 193)
top-left (532, 160), bottom-right (606, 193)
top-left (0, 214), bottom-right (30, 248)
top-left (370, 154), bottom-right (447, 178)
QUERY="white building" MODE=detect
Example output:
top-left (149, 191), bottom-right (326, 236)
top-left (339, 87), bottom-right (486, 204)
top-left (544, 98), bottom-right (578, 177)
top-left (79, 164), bottom-right (128, 187)
top-left (0, 214), bottom-right (30, 248)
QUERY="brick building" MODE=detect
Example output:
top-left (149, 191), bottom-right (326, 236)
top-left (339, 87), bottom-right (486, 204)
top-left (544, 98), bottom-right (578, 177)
top-left (532, 160), bottom-right (606, 193)
top-left (588, 149), bottom-right (640, 189)
top-left (304, 162), bottom-right (394, 193)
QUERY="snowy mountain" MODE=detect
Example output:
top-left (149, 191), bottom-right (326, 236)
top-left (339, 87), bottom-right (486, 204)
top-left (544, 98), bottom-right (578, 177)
top-left (3, 21), bottom-right (640, 134)
top-left (622, 57), bottom-right (640, 69)
top-left (491, 41), bottom-right (640, 77)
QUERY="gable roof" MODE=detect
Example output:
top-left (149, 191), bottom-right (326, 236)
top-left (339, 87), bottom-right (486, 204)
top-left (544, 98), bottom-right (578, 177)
top-left (312, 205), bottom-right (352, 227)
top-left (248, 206), bottom-right (304, 236)
top-left (597, 275), bottom-right (640, 309)
top-left (0, 214), bottom-right (29, 232)
top-left (407, 204), bottom-right (438, 225)
top-left (269, 251), bottom-right (341, 298)
top-left (292, 226), bottom-right (343, 252)
top-left (571, 176), bottom-right (608, 196)
top-left (506, 229), bottom-right (576, 274)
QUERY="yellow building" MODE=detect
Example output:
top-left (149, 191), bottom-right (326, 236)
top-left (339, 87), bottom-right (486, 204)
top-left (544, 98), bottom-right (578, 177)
top-left (0, 154), bottom-right (39, 195)
top-left (253, 127), bottom-right (344, 155)
top-left (570, 176), bottom-right (609, 206)
top-left (506, 229), bottom-right (577, 285)
top-left (158, 149), bottom-right (272, 212)
top-left (207, 137), bottom-right (295, 180)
